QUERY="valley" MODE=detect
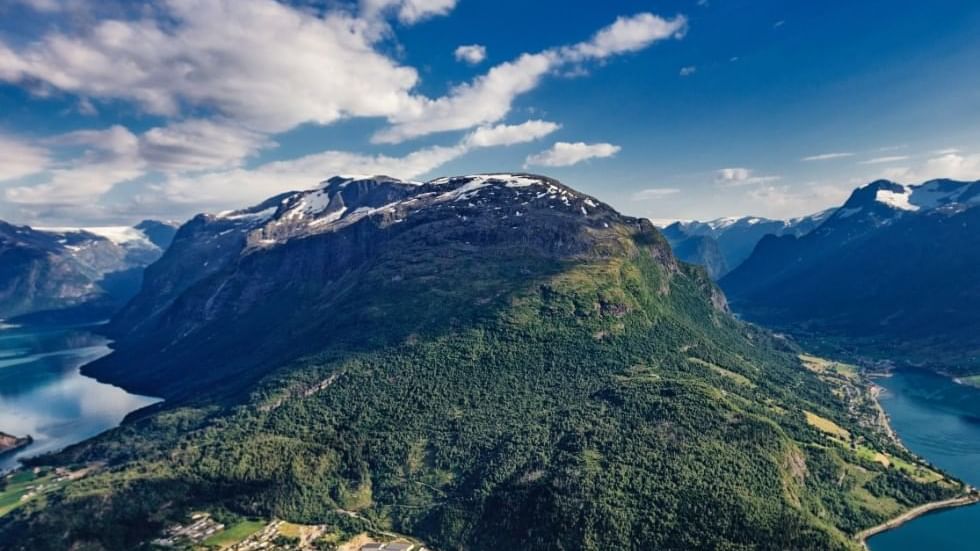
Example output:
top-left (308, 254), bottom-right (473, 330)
top-left (1, 2), bottom-right (978, 548)
top-left (0, 174), bottom-right (969, 550)
top-left (0, 324), bottom-right (159, 472)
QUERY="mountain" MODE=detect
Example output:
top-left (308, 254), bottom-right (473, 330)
top-left (664, 233), bottom-right (728, 278)
top-left (0, 220), bottom-right (179, 322)
top-left (1, 175), bottom-right (964, 551)
top-left (661, 210), bottom-right (834, 277)
top-left (721, 178), bottom-right (980, 373)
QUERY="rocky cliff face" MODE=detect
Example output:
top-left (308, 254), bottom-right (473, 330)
top-left (0, 221), bottom-right (178, 321)
top-left (90, 174), bottom-right (690, 399)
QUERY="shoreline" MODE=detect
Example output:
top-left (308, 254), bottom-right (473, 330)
top-left (855, 370), bottom-right (979, 548)
top-left (854, 493), bottom-right (980, 549)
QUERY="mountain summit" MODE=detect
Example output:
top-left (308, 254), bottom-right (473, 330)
top-left (722, 178), bottom-right (980, 372)
top-left (4, 175), bottom-right (962, 551)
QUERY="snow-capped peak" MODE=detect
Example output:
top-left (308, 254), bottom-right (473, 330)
top-left (208, 174), bottom-right (607, 250)
top-left (37, 225), bottom-right (159, 250)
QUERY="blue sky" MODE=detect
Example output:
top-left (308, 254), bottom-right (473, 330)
top-left (1, 0), bottom-right (979, 226)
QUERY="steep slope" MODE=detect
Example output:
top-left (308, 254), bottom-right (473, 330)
top-left (0, 221), bottom-right (178, 321)
top-left (665, 233), bottom-right (728, 279)
top-left (1, 175), bottom-right (963, 551)
top-left (722, 179), bottom-right (980, 373)
top-left (662, 210), bottom-right (833, 277)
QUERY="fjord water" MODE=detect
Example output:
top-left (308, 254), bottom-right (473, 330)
top-left (869, 369), bottom-right (980, 550)
top-left (0, 324), bottom-right (159, 472)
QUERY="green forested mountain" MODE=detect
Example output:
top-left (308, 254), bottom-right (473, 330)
top-left (0, 175), bottom-right (964, 550)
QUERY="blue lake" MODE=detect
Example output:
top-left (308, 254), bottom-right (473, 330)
top-left (0, 324), bottom-right (159, 472)
top-left (868, 368), bottom-right (980, 550)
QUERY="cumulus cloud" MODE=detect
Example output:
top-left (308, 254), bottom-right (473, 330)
top-left (374, 52), bottom-right (557, 143)
top-left (361, 0), bottom-right (458, 24)
top-left (138, 119), bottom-right (271, 172)
top-left (0, 133), bottom-right (50, 181)
top-left (715, 167), bottom-right (780, 186)
top-left (679, 66), bottom-right (696, 76)
top-left (462, 120), bottom-right (560, 147)
top-left (6, 126), bottom-right (144, 205)
top-left (0, 2), bottom-right (687, 222)
top-left (147, 144), bottom-right (468, 210)
top-left (126, 118), bottom-right (559, 213)
top-left (525, 142), bottom-right (621, 167)
top-left (454, 44), bottom-right (487, 65)
top-left (4, 120), bottom-right (269, 205)
top-left (375, 13), bottom-right (687, 143)
top-left (802, 152), bottom-right (854, 161)
top-left (0, 0), bottom-right (422, 133)
top-left (0, 3), bottom-right (685, 148)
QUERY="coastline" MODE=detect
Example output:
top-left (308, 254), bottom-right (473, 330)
top-left (854, 493), bottom-right (980, 549)
top-left (854, 370), bottom-right (979, 549)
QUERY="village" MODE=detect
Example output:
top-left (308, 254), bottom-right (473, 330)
top-left (149, 511), bottom-right (430, 551)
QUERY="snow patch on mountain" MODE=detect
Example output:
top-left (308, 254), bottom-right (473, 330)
top-left (875, 188), bottom-right (918, 211)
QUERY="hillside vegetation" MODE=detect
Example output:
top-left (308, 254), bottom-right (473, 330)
top-left (0, 176), bottom-right (964, 550)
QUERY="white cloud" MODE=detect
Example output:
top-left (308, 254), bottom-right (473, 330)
top-left (0, 0), bottom-right (423, 134)
top-left (454, 44), bottom-right (487, 65)
top-left (801, 152), bottom-right (854, 161)
top-left (715, 167), bottom-right (780, 186)
top-left (880, 152), bottom-right (980, 183)
top-left (0, 133), bottom-right (50, 181)
top-left (1, 4), bottom-right (684, 148)
top-left (373, 52), bottom-right (556, 144)
top-left (138, 119), bottom-right (271, 172)
top-left (375, 13), bottom-right (687, 143)
top-left (153, 118), bottom-right (560, 209)
top-left (525, 142), bottom-right (621, 167)
top-left (147, 144), bottom-right (468, 210)
top-left (562, 13), bottom-right (687, 61)
top-left (679, 66), bottom-right (696, 76)
top-left (4, 119), bottom-right (269, 205)
top-left (0, 3), bottom-right (688, 222)
top-left (6, 126), bottom-right (144, 205)
top-left (6, 114), bottom-right (558, 213)
top-left (462, 120), bottom-right (560, 147)
top-left (361, 0), bottom-right (458, 24)
top-left (632, 188), bottom-right (681, 200)
top-left (860, 155), bottom-right (909, 165)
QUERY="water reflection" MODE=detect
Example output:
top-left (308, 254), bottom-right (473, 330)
top-left (0, 324), bottom-right (160, 471)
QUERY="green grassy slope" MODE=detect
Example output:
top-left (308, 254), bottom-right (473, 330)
top-left (0, 234), bottom-right (962, 550)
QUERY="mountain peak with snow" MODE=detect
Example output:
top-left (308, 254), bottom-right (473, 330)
top-left (831, 178), bottom-right (980, 225)
top-left (210, 174), bottom-right (611, 250)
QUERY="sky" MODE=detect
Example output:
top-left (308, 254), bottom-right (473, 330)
top-left (1, 0), bottom-right (979, 227)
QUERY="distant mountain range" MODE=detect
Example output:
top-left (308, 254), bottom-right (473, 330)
top-left (661, 210), bottom-right (834, 278)
top-left (3, 174), bottom-right (954, 551)
top-left (0, 220), bottom-right (178, 322)
top-left (721, 178), bottom-right (980, 374)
